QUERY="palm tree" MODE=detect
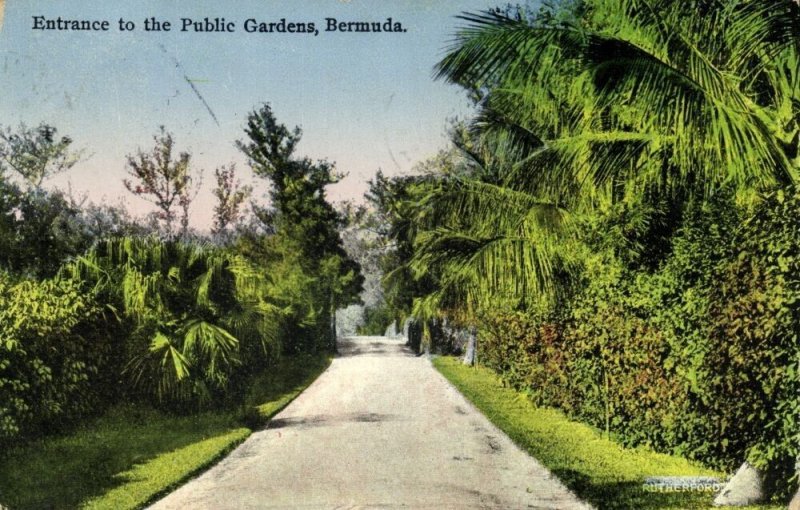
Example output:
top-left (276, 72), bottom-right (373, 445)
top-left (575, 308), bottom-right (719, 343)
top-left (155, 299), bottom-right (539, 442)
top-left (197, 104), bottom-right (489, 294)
top-left (407, 139), bottom-right (579, 317)
top-left (62, 237), bottom-right (282, 407)
top-left (418, 0), bottom-right (800, 493)
top-left (393, 0), bottom-right (800, 369)
top-left (408, 0), bottom-right (799, 320)
top-left (436, 1), bottom-right (799, 199)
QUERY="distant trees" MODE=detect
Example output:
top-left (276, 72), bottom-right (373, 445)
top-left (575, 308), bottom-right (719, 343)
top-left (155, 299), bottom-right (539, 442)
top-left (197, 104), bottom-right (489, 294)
top-left (365, 170), bottom-right (436, 325)
top-left (0, 108), bottom-right (364, 444)
top-left (0, 124), bottom-right (123, 277)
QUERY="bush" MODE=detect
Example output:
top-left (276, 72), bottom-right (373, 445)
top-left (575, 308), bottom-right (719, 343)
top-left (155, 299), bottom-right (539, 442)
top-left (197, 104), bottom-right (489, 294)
top-left (702, 189), bottom-right (800, 496)
top-left (480, 310), bottom-right (567, 402)
top-left (64, 237), bottom-right (284, 410)
top-left (561, 269), bottom-right (691, 451)
top-left (475, 193), bottom-right (800, 499)
top-left (0, 272), bottom-right (109, 441)
top-left (480, 271), bottom-right (689, 452)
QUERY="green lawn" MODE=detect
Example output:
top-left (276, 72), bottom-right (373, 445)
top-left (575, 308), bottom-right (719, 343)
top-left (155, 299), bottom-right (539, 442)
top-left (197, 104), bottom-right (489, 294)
top-left (433, 356), bottom-right (782, 510)
top-left (0, 353), bottom-right (331, 510)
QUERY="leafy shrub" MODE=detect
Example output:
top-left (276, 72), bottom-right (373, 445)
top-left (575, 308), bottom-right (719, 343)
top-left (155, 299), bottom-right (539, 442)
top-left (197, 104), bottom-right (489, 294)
top-left (480, 310), bottom-right (568, 402)
top-left (703, 189), bottom-right (800, 495)
top-left (476, 193), bottom-right (800, 498)
top-left (481, 270), bottom-right (689, 452)
top-left (0, 186), bottom-right (90, 278)
top-left (357, 305), bottom-right (394, 335)
top-left (562, 270), bottom-right (690, 450)
top-left (0, 272), bottom-right (108, 441)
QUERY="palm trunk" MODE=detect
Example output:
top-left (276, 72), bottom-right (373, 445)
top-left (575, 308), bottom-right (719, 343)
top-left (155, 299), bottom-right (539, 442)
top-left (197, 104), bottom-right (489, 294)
top-left (463, 326), bottom-right (477, 366)
top-left (330, 294), bottom-right (337, 353)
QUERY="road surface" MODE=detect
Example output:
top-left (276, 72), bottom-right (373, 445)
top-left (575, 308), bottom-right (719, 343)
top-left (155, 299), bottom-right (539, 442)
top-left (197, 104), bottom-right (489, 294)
top-left (150, 335), bottom-right (591, 509)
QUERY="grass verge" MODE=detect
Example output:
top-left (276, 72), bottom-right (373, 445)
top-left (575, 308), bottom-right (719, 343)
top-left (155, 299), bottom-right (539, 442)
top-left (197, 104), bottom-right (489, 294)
top-left (0, 352), bottom-right (331, 510)
top-left (433, 356), bottom-right (782, 510)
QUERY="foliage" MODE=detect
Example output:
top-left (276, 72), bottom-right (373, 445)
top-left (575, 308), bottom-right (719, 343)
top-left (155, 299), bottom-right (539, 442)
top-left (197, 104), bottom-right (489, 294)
top-left (366, 134), bottom-right (581, 354)
top-left (420, 0), bottom-right (800, 327)
top-left (476, 192), bottom-right (800, 500)
top-left (436, 1), bottom-right (798, 201)
top-left (0, 123), bottom-right (149, 279)
top-left (237, 104), bottom-right (364, 349)
top-left (0, 111), bottom-right (354, 468)
top-left (0, 185), bottom-right (91, 277)
top-left (356, 305), bottom-right (395, 336)
top-left (78, 201), bottom-right (153, 241)
top-left (365, 171), bottom-right (435, 323)
top-left (401, 0), bottom-right (799, 329)
top-left (62, 236), bottom-right (282, 408)
top-left (703, 189), bottom-right (800, 496)
top-left (123, 127), bottom-right (197, 237)
top-left (236, 231), bottom-right (324, 354)
top-left (377, 0), bottom-right (800, 498)
top-left (237, 105), bottom-right (358, 279)
top-left (211, 163), bottom-right (252, 235)
top-left (336, 202), bottom-right (388, 334)
top-left (479, 310), bottom-right (567, 404)
top-left (0, 123), bottom-right (81, 189)
top-left (0, 272), bottom-right (108, 442)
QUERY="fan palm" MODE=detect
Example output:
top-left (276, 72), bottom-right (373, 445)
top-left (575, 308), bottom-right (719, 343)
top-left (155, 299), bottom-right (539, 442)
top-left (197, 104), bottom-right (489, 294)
top-left (62, 237), bottom-right (282, 406)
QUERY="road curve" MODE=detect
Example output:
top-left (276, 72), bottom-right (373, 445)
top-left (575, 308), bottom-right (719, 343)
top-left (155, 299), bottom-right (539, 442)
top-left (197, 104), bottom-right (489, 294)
top-left (149, 336), bottom-right (591, 509)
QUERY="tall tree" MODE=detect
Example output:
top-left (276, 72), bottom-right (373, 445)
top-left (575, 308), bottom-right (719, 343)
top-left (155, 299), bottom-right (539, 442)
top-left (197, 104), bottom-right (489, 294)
top-left (124, 127), bottom-right (196, 237)
top-left (0, 123), bottom-right (81, 190)
top-left (211, 163), bottom-right (252, 235)
top-left (238, 104), bottom-right (363, 347)
top-left (366, 171), bottom-right (436, 324)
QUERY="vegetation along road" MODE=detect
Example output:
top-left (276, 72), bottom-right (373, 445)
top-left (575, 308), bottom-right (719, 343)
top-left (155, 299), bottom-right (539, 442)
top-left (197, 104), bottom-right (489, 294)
top-left (150, 336), bottom-right (591, 509)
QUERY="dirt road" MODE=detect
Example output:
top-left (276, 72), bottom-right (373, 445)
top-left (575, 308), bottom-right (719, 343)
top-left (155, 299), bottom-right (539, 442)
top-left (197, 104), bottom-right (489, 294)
top-left (149, 336), bottom-right (591, 509)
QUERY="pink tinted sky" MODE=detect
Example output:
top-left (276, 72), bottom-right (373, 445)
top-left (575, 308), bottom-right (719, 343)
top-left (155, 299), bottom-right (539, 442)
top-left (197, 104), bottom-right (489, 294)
top-left (0, 0), bottom-right (503, 230)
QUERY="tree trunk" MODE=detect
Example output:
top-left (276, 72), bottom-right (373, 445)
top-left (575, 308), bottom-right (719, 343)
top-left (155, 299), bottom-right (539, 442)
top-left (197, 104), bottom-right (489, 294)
top-left (462, 326), bottom-right (477, 366)
top-left (330, 297), bottom-right (337, 353)
top-left (405, 318), bottom-right (422, 354)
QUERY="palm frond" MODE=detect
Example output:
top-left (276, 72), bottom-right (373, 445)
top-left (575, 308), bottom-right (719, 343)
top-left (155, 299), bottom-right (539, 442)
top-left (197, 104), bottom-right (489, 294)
top-left (181, 319), bottom-right (240, 386)
top-left (407, 178), bottom-right (581, 316)
top-left (436, 10), bottom-right (584, 92)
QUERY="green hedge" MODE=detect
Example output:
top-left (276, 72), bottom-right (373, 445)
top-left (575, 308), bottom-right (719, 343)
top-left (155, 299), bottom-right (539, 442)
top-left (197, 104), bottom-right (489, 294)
top-left (704, 190), bottom-right (800, 495)
top-left (0, 273), bottom-right (109, 441)
top-left (478, 193), bottom-right (800, 500)
top-left (0, 235), bottom-right (339, 444)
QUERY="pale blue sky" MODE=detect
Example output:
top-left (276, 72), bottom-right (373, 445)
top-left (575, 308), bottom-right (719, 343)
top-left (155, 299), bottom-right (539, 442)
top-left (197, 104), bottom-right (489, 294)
top-left (0, 0), bottom-right (502, 229)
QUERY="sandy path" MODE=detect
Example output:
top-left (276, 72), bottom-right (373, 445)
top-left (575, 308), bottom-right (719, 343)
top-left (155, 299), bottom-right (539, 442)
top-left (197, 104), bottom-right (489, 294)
top-left (149, 336), bottom-right (591, 509)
